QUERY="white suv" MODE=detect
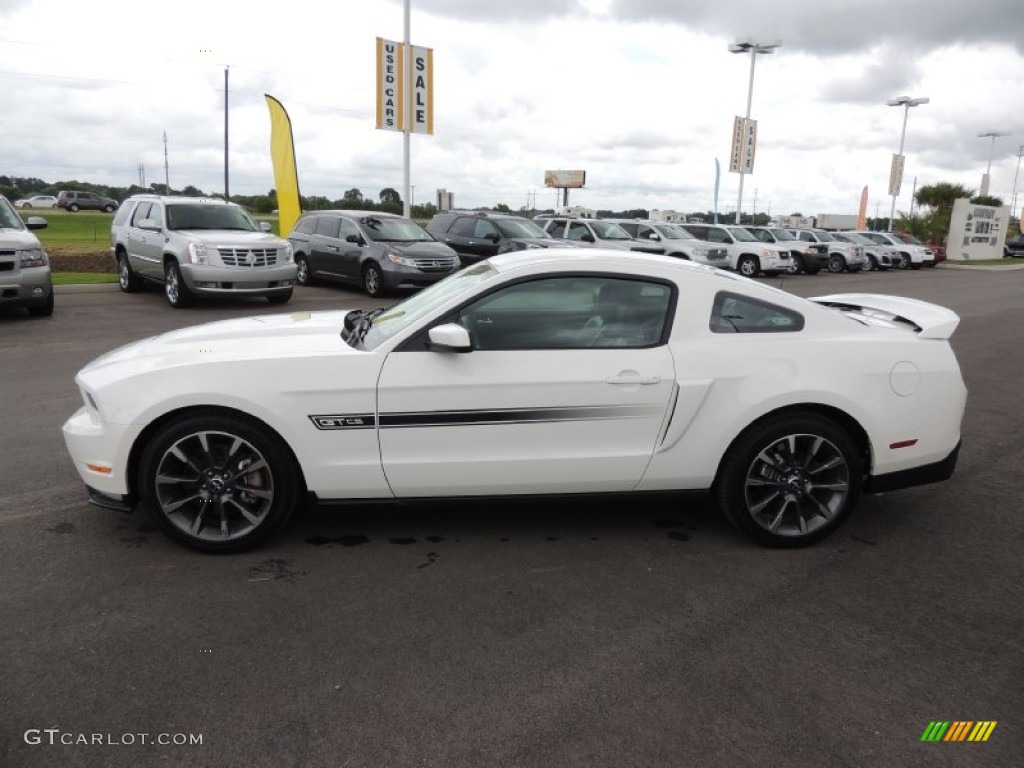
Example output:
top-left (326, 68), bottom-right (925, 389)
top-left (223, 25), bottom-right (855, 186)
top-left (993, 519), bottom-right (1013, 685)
top-left (602, 219), bottom-right (730, 267)
top-left (682, 223), bottom-right (792, 277)
top-left (537, 217), bottom-right (662, 253)
top-left (850, 231), bottom-right (934, 269)
top-left (111, 195), bottom-right (297, 308)
top-left (787, 229), bottom-right (868, 273)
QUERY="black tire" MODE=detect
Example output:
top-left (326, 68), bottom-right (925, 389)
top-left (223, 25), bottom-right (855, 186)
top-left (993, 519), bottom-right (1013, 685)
top-left (867, 256), bottom-right (879, 271)
top-left (294, 255), bottom-right (313, 286)
top-left (267, 289), bottom-right (293, 305)
top-left (790, 254), bottom-right (806, 275)
top-left (103, 204), bottom-right (116, 213)
top-left (737, 255), bottom-right (760, 278)
top-left (138, 412), bottom-right (301, 553)
top-left (164, 260), bottom-right (192, 308)
top-left (26, 290), bottom-right (54, 317)
top-left (69, 203), bottom-right (80, 212)
top-left (898, 253), bottom-right (912, 270)
top-left (117, 252), bottom-right (144, 292)
top-left (716, 413), bottom-right (862, 547)
top-left (827, 254), bottom-right (846, 274)
top-left (362, 262), bottom-right (386, 297)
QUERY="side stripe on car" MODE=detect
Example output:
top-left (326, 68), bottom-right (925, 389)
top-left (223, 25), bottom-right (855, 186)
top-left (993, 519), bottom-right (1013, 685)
top-left (309, 404), bottom-right (664, 430)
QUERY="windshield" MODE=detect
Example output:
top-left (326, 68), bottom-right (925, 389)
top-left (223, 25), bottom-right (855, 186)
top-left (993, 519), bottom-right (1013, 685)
top-left (811, 230), bottom-right (835, 242)
top-left (361, 262), bottom-right (499, 349)
top-left (899, 233), bottom-right (924, 244)
top-left (166, 204), bottom-right (259, 231)
top-left (655, 225), bottom-right (689, 240)
top-left (860, 232), bottom-right (893, 246)
top-left (725, 227), bottom-right (759, 242)
top-left (589, 221), bottom-right (632, 240)
top-left (361, 216), bottom-right (434, 242)
top-left (670, 226), bottom-right (699, 240)
top-left (495, 218), bottom-right (550, 238)
top-left (0, 197), bottom-right (26, 230)
top-left (768, 228), bottom-right (798, 242)
top-left (836, 232), bottom-right (872, 244)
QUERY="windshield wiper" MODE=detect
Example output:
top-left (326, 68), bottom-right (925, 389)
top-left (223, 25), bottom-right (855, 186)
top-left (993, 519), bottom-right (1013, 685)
top-left (342, 307), bottom-right (387, 346)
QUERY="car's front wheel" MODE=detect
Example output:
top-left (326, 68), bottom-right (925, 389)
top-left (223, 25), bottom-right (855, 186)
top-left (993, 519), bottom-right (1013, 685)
top-left (737, 255), bottom-right (760, 277)
top-left (827, 254), bottom-right (846, 273)
top-left (117, 253), bottom-right (144, 292)
top-left (899, 253), bottom-right (912, 270)
top-left (789, 254), bottom-right (805, 274)
top-left (362, 262), bottom-right (386, 297)
top-left (295, 255), bottom-right (312, 285)
top-left (68, 203), bottom-right (80, 212)
top-left (867, 255), bottom-right (879, 271)
top-left (716, 413), bottom-right (862, 547)
top-left (138, 412), bottom-right (301, 552)
top-left (164, 260), bottom-right (192, 308)
top-left (26, 291), bottom-right (54, 317)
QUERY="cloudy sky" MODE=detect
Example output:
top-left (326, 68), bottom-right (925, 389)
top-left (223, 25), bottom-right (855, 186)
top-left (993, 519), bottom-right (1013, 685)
top-left (2, 0), bottom-right (1022, 217)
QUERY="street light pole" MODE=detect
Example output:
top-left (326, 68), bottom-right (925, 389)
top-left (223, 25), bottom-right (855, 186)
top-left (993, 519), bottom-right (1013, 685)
top-left (1010, 145), bottom-right (1024, 221)
top-left (729, 39), bottom-right (780, 225)
top-left (977, 131), bottom-right (1010, 197)
top-left (886, 95), bottom-right (928, 232)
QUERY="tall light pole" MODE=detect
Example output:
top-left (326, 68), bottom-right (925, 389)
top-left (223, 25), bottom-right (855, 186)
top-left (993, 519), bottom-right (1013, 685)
top-left (1010, 144), bottom-right (1024, 222)
top-left (729, 39), bottom-right (780, 224)
top-left (977, 130), bottom-right (1010, 197)
top-left (886, 95), bottom-right (928, 232)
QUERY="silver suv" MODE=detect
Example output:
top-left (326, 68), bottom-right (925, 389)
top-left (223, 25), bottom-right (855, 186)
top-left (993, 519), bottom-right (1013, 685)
top-left (537, 217), bottom-right (662, 253)
top-left (0, 194), bottom-right (53, 316)
top-left (601, 219), bottom-right (729, 266)
top-left (111, 195), bottom-right (296, 308)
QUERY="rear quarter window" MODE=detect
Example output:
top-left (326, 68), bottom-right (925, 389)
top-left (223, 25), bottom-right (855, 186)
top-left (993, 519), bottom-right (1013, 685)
top-left (710, 291), bottom-right (805, 333)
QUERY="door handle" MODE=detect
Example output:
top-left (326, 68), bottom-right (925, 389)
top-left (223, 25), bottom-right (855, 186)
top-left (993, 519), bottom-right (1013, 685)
top-left (606, 372), bottom-right (661, 385)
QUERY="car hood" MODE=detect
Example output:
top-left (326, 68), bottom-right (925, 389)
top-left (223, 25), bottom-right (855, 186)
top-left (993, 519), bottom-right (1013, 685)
top-left (78, 311), bottom-right (358, 386)
top-left (0, 228), bottom-right (43, 248)
top-left (175, 230), bottom-right (287, 246)
top-left (381, 241), bottom-right (455, 256)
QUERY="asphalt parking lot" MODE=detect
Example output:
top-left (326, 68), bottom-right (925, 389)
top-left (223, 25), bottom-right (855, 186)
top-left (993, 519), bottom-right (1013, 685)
top-left (1, 266), bottom-right (1021, 767)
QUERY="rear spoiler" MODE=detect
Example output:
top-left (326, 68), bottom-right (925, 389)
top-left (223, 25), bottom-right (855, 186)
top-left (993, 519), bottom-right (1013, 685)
top-left (810, 293), bottom-right (960, 339)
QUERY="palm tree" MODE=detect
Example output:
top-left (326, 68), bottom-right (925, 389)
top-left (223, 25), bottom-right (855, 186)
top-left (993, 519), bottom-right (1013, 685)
top-left (914, 183), bottom-right (975, 244)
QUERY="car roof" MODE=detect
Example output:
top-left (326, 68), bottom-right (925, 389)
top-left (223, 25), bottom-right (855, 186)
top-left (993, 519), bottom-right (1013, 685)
top-left (304, 210), bottom-right (404, 219)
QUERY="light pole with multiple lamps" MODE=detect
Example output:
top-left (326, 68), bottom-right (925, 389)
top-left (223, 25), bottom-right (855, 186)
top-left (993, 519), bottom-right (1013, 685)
top-left (886, 95), bottom-right (928, 232)
top-left (977, 130), bottom-right (1010, 197)
top-left (1010, 145), bottom-right (1024, 222)
top-left (729, 39), bottom-right (780, 224)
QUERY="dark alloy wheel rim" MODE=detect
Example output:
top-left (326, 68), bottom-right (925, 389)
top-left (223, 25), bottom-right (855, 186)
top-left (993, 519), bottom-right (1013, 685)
top-left (365, 268), bottom-right (380, 294)
top-left (166, 268), bottom-right (179, 304)
top-left (743, 432), bottom-right (850, 538)
top-left (154, 430), bottom-right (274, 542)
top-left (296, 259), bottom-right (308, 284)
top-left (119, 259), bottom-right (130, 289)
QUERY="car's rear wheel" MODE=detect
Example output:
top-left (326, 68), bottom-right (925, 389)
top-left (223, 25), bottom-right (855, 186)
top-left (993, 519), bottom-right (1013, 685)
top-left (737, 255), bottom-right (760, 277)
top-left (117, 253), bottom-right (144, 292)
top-left (164, 260), bottom-right (192, 308)
top-left (716, 413), bottom-right (862, 547)
top-left (362, 262), bottom-right (386, 297)
top-left (27, 291), bottom-right (54, 317)
top-left (69, 203), bottom-right (80, 212)
top-left (827, 254), bottom-right (846, 273)
top-left (267, 289), bottom-right (293, 305)
top-left (138, 413), bottom-right (301, 553)
top-left (295, 255), bottom-right (312, 285)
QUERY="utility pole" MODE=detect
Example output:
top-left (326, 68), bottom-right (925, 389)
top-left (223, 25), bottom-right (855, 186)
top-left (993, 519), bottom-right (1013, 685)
top-left (224, 65), bottom-right (230, 199)
top-left (138, 163), bottom-right (145, 188)
top-left (1011, 145), bottom-right (1024, 222)
top-left (163, 131), bottom-right (170, 194)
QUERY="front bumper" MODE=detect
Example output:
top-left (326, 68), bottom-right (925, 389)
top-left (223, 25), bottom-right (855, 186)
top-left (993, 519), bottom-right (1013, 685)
top-left (0, 266), bottom-right (52, 308)
top-left (382, 263), bottom-right (460, 290)
top-left (180, 263), bottom-right (298, 296)
top-left (62, 406), bottom-right (141, 499)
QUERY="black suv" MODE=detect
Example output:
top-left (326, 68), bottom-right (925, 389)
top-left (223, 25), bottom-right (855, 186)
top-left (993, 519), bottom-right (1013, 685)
top-left (425, 211), bottom-right (572, 264)
top-left (57, 190), bottom-right (118, 212)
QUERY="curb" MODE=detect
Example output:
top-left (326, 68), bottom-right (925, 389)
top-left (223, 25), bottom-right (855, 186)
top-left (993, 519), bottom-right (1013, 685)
top-left (941, 263), bottom-right (1024, 271)
top-left (54, 282), bottom-right (120, 293)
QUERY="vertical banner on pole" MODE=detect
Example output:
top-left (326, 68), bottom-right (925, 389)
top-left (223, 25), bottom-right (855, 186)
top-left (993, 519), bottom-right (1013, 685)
top-left (265, 94), bottom-right (301, 237)
top-left (409, 45), bottom-right (433, 135)
top-left (376, 38), bottom-right (405, 131)
top-left (857, 185), bottom-right (868, 230)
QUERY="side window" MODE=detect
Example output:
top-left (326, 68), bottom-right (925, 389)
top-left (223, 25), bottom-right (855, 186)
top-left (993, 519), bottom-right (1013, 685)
top-left (450, 217), bottom-right (478, 237)
top-left (147, 204), bottom-right (164, 228)
top-left (710, 291), bottom-right (805, 333)
top-left (638, 225), bottom-right (658, 240)
top-left (619, 223), bottom-right (639, 237)
top-left (112, 202), bottom-right (135, 227)
top-left (130, 202), bottom-right (152, 226)
top-left (799, 232), bottom-right (814, 242)
top-left (567, 222), bottom-right (591, 241)
top-left (707, 228), bottom-right (731, 244)
top-left (473, 219), bottom-right (499, 238)
top-left (456, 276), bottom-right (672, 350)
top-left (337, 218), bottom-right (361, 242)
top-left (294, 216), bottom-right (316, 235)
top-left (545, 220), bottom-right (566, 238)
top-left (315, 216), bottom-right (340, 238)
top-left (750, 230), bottom-right (770, 243)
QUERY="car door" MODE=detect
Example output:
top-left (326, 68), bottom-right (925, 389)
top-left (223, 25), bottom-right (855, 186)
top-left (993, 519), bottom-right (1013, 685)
top-left (376, 274), bottom-right (677, 496)
top-left (123, 202), bottom-right (161, 279)
top-left (334, 217), bottom-right (366, 281)
top-left (443, 216), bottom-right (489, 262)
top-left (309, 215), bottom-right (340, 279)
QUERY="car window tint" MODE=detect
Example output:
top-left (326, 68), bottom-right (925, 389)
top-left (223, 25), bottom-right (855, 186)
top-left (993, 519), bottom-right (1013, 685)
top-left (294, 216), bottom-right (316, 235)
top-left (147, 205), bottom-right (164, 228)
top-left (315, 216), bottom-right (340, 238)
top-left (458, 277), bottom-right (672, 350)
top-left (130, 203), bottom-right (152, 226)
top-left (707, 228), bottom-right (730, 243)
top-left (566, 222), bottom-right (591, 241)
top-left (450, 217), bottom-right (477, 237)
top-left (338, 218), bottom-right (361, 241)
top-left (473, 219), bottom-right (498, 238)
top-left (545, 221), bottom-right (566, 238)
top-left (710, 291), bottom-right (805, 333)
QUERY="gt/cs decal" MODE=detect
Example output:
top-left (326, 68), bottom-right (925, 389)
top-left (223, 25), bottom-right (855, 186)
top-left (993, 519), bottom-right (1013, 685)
top-left (308, 414), bottom-right (376, 430)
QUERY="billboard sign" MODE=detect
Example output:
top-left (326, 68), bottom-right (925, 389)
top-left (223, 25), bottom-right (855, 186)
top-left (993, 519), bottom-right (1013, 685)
top-left (544, 170), bottom-right (586, 188)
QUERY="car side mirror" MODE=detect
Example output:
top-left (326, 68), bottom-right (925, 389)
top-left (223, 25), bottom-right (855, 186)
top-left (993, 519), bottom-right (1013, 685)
top-left (138, 218), bottom-right (162, 232)
top-left (485, 232), bottom-right (500, 242)
top-left (648, 233), bottom-right (660, 240)
top-left (581, 233), bottom-right (595, 243)
top-left (25, 217), bottom-right (48, 230)
top-left (260, 222), bottom-right (272, 232)
top-left (346, 233), bottom-right (362, 245)
top-left (427, 323), bottom-right (473, 353)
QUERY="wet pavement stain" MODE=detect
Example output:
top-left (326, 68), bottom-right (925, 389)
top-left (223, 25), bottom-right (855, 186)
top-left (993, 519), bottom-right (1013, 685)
top-left (424, 535), bottom-right (445, 543)
top-left (416, 552), bottom-right (440, 570)
top-left (306, 534), bottom-right (369, 548)
top-left (248, 558), bottom-right (306, 582)
top-left (47, 522), bottom-right (75, 535)
top-left (389, 537), bottom-right (417, 546)
top-left (851, 535), bottom-right (878, 546)
top-left (666, 531), bottom-right (691, 542)
top-left (121, 535), bottom-right (147, 548)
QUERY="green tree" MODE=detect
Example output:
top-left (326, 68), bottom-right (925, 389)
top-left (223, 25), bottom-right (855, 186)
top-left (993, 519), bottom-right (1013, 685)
top-left (970, 194), bottom-right (1004, 207)
top-left (914, 182), bottom-right (975, 244)
top-left (379, 187), bottom-right (401, 204)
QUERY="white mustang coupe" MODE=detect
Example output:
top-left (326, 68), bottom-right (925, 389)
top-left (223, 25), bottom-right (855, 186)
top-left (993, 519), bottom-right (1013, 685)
top-left (63, 251), bottom-right (966, 552)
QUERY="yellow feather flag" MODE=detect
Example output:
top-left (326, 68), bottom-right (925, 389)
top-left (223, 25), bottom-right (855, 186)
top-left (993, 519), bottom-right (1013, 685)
top-left (857, 185), bottom-right (868, 230)
top-left (265, 95), bottom-right (301, 237)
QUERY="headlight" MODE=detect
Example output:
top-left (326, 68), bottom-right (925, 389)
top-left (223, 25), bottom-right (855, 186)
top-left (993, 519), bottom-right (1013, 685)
top-left (280, 242), bottom-right (294, 263)
top-left (387, 251), bottom-right (417, 267)
top-left (19, 248), bottom-right (47, 268)
top-left (187, 242), bottom-right (209, 264)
